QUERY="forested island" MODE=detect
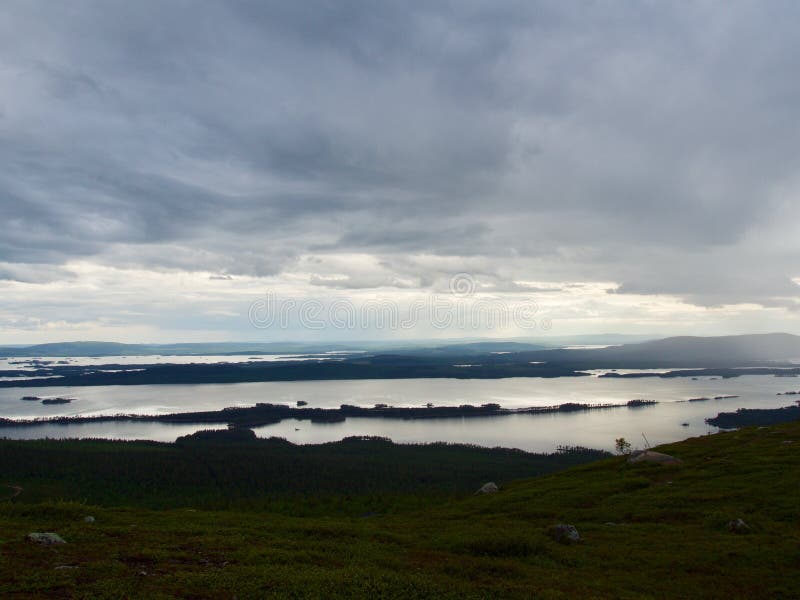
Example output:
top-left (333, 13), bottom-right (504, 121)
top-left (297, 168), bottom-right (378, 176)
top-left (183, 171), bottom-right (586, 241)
top-left (706, 404), bottom-right (800, 428)
top-left (0, 398), bottom-right (656, 429)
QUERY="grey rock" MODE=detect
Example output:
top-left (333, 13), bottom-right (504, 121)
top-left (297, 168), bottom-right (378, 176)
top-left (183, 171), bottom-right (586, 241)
top-left (727, 518), bottom-right (751, 534)
top-left (548, 524), bottom-right (580, 544)
top-left (27, 532), bottom-right (66, 545)
top-left (84, 516), bottom-right (95, 523)
top-left (474, 482), bottom-right (499, 495)
top-left (628, 450), bottom-right (683, 465)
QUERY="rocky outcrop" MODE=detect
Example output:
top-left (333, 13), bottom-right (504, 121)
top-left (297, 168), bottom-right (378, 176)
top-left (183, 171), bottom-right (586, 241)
top-left (548, 524), bottom-right (580, 544)
top-left (628, 450), bottom-right (682, 465)
top-left (475, 482), bottom-right (498, 495)
top-left (27, 532), bottom-right (66, 545)
top-left (727, 518), bottom-right (751, 534)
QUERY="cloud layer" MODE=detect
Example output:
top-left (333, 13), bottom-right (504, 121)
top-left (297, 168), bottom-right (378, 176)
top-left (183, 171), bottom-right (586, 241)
top-left (1, 1), bottom-right (799, 340)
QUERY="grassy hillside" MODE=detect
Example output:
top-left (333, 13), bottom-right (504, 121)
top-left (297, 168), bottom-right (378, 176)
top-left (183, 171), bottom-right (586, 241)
top-left (2, 423), bottom-right (799, 598)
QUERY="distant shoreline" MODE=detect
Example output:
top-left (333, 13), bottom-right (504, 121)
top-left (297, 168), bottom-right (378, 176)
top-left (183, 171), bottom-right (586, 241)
top-left (1, 361), bottom-right (798, 388)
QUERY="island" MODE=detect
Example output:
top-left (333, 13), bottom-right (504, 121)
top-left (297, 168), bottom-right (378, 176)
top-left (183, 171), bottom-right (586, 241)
top-left (0, 399), bottom-right (642, 429)
top-left (41, 397), bottom-right (75, 405)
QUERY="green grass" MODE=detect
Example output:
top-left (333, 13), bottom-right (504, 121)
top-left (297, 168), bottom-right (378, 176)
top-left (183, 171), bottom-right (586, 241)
top-left (2, 423), bottom-right (800, 598)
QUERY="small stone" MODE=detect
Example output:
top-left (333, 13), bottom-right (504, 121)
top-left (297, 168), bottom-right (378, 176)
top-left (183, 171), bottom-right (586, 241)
top-left (84, 516), bottom-right (95, 523)
top-left (27, 532), bottom-right (66, 545)
top-left (727, 518), bottom-right (751, 534)
top-left (548, 524), bottom-right (580, 544)
top-left (54, 565), bottom-right (77, 570)
top-left (474, 482), bottom-right (499, 495)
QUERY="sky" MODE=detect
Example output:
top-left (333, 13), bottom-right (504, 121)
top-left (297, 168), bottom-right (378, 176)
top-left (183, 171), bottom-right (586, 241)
top-left (1, 1), bottom-right (799, 343)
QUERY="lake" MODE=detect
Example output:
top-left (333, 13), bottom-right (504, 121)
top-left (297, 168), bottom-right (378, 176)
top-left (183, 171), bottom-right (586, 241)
top-left (0, 372), bottom-right (796, 452)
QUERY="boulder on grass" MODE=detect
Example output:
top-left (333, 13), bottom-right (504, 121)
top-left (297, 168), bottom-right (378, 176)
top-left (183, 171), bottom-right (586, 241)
top-left (548, 524), bottom-right (580, 545)
top-left (627, 450), bottom-right (682, 465)
top-left (727, 518), bottom-right (751, 534)
top-left (474, 482), bottom-right (499, 495)
top-left (27, 532), bottom-right (66, 545)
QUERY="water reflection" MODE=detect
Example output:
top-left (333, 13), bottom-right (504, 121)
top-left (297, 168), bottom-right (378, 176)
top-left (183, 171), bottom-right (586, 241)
top-left (0, 378), bottom-right (793, 452)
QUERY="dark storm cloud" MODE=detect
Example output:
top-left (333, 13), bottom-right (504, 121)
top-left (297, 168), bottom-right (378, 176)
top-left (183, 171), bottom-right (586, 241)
top-left (0, 1), bottom-right (798, 306)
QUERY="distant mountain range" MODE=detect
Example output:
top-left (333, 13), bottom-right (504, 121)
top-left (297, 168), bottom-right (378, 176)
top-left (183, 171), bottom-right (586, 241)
top-left (0, 335), bottom-right (651, 357)
top-left (0, 340), bottom-right (554, 357)
top-left (517, 333), bottom-right (800, 367)
top-left (608, 333), bottom-right (800, 363)
top-left (0, 334), bottom-right (799, 388)
top-left (1, 334), bottom-right (798, 369)
top-left (0, 341), bottom-right (335, 357)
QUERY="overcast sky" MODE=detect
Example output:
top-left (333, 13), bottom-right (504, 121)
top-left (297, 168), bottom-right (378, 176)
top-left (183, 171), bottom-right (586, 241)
top-left (1, 1), bottom-right (799, 343)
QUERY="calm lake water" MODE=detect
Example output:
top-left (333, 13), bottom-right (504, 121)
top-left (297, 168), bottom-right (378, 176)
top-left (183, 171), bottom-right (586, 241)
top-left (1, 372), bottom-right (797, 452)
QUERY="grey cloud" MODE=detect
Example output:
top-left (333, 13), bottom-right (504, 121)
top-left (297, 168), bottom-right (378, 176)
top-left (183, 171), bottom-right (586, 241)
top-left (0, 263), bottom-right (76, 284)
top-left (0, 0), bottom-right (798, 319)
top-left (309, 274), bottom-right (418, 290)
top-left (332, 223), bottom-right (491, 254)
